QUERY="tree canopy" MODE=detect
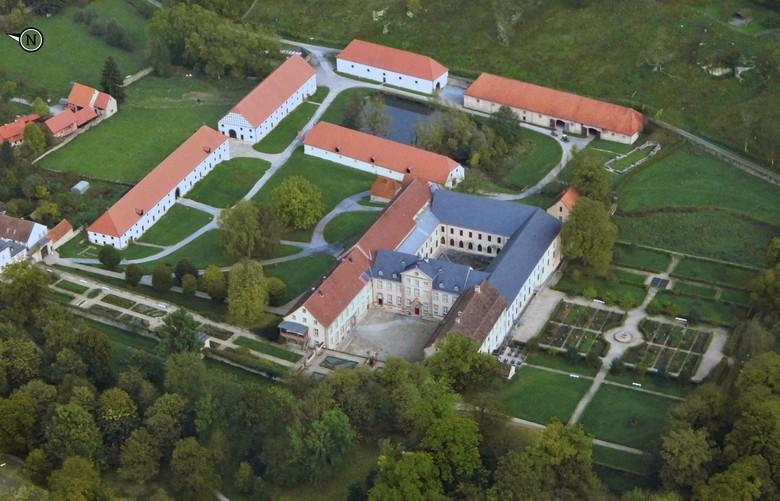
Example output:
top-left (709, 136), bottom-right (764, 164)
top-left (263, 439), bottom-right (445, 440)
top-left (561, 197), bottom-right (617, 276)
top-left (156, 309), bottom-right (203, 356)
top-left (219, 200), bottom-right (280, 260)
top-left (271, 175), bottom-right (325, 230)
top-left (227, 259), bottom-right (269, 327)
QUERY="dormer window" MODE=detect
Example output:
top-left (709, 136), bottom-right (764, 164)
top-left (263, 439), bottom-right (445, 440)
top-left (335, 145), bottom-right (340, 153)
top-left (454, 286), bottom-right (459, 292)
top-left (370, 156), bottom-right (376, 163)
top-left (378, 271), bottom-right (384, 276)
top-left (392, 273), bottom-right (398, 278)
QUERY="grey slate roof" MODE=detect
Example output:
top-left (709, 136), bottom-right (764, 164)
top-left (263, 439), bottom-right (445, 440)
top-left (0, 239), bottom-right (26, 257)
top-left (396, 207), bottom-right (440, 255)
top-left (487, 210), bottom-right (562, 301)
top-left (279, 320), bottom-right (308, 335)
top-left (371, 249), bottom-right (490, 295)
top-left (430, 188), bottom-right (537, 236)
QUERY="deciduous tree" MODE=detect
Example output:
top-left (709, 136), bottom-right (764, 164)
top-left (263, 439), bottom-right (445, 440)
top-left (0, 338), bottom-right (42, 388)
top-left (202, 265), bottom-right (227, 300)
top-left (420, 415), bottom-right (482, 484)
top-left (561, 197), bottom-right (617, 276)
top-left (48, 456), bottom-right (104, 500)
top-left (124, 263), bottom-right (143, 287)
top-left (181, 274), bottom-right (198, 296)
top-left (368, 451), bottom-right (446, 501)
top-left (360, 93), bottom-right (392, 136)
top-left (425, 332), bottom-right (498, 392)
top-left (98, 244), bottom-right (121, 270)
top-left (21, 124), bottom-right (45, 157)
top-left (227, 259), bottom-right (269, 327)
top-left (156, 309), bottom-right (202, 356)
top-left (660, 425), bottom-right (715, 490)
top-left (0, 390), bottom-right (37, 454)
top-left (45, 403), bottom-right (103, 465)
top-left (219, 200), bottom-right (280, 260)
top-left (118, 427), bottom-right (161, 482)
top-left (571, 157), bottom-right (611, 205)
top-left (151, 264), bottom-right (173, 292)
top-left (271, 175), bottom-right (324, 230)
top-left (98, 388), bottom-right (139, 448)
top-left (170, 437), bottom-right (220, 500)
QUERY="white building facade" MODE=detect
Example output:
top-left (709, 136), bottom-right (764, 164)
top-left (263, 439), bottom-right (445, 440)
top-left (336, 59), bottom-right (447, 95)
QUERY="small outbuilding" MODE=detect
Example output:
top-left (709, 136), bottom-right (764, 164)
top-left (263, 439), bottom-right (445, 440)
top-left (71, 180), bottom-right (90, 195)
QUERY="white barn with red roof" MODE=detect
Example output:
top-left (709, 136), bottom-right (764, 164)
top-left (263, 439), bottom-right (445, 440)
top-left (218, 55), bottom-right (316, 144)
top-left (87, 126), bottom-right (229, 249)
top-left (304, 122), bottom-right (464, 188)
top-left (464, 73), bottom-right (644, 144)
top-left (336, 40), bottom-right (448, 94)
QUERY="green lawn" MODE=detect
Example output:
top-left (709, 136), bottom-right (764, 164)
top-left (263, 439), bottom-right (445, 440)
top-left (87, 318), bottom-right (159, 371)
top-left (264, 254), bottom-right (337, 305)
top-left (252, 148), bottom-right (375, 241)
top-left (648, 290), bottom-right (745, 327)
top-left (604, 372), bottom-right (692, 398)
top-left (319, 88), bottom-right (377, 125)
top-left (498, 128), bottom-right (562, 189)
top-left (254, 102), bottom-right (320, 154)
top-left (514, 193), bottom-right (557, 209)
top-left (554, 274), bottom-right (647, 307)
top-left (612, 243), bottom-right (672, 273)
top-left (138, 204), bottom-right (213, 246)
top-left (615, 211), bottom-right (776, 267)
top-left (495, 366), bottom-right (592, 424)
top-left (187, 158), bottom-right (270, 208)
top-left (0, 0), bottom-right (147, 97)
top-left (234, 336), bottom-right (303, 363)
top-left (38, 76), bottom-right (252, 183)
top-left (579, 385), bottom-right (678, 450)
top-left (57, 234), bottom-right (99, 259)
top-left (618, 146), bottom-right (780, 227)
top-left (55, 279), bottom-right (89, 294)
top-left (121, 244), bottom-right (164, 261)
top-left (203, 357), bottom-right (276, 387)
top-left (137, 230), bottom-right (231, 273)
top-left (671, 257), bottom-right (757, 289)
top-left (323, 211), bottom-right (378, 244)
top-left (592, 445), bottom-right (654, 475)
top-left (588, 139), bottom-right (638, 156)
top-left (609, 146), bottom-right (653, 172)
top-left (720, 287), bottom-right (753, 306)
top-left (524, 351), bottom-right (600, 377)
top-left (674, 282), bottom-right (718, 299)
top-left (308, 86), bottom-right (331, 104)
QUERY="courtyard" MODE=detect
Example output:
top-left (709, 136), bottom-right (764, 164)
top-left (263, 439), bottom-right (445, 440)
top-left (341, 308), bottom-right (439, 362)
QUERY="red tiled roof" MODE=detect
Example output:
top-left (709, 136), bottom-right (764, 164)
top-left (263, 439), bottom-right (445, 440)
top-left (1, 115), bottom-right (42, 143)
top-left (45, 110), bottom-right (77, 135)
top-left (229, 55), bottom-right (315, 128)
top-left (87, 126), bottom-right (227, 237)
top-left (45, 219), bottom-right (73, 243)
top-left (427, 280), bottom-right (507, 348)
top-left (294, 179), bottom-right (431, 327)
top-left (338, 40), bottom-right (447, 81)
top-left (73, 107), bottom-right (98, 127)
top-left (67, 82), bottom-right (97, 109)
top-left (560, 187), bottom-right (582, 210)
top-left (94, 92), bottom-right (112, 110)
top-left (466, 73), bottom-right (644, 136)
top-left (305, 122), bottom-right (460, 185)
top-left (370, 176), bottom-right (402, 200)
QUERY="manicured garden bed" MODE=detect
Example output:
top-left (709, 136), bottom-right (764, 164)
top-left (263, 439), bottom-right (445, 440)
top-left (101, 294), bottom-right (136, 309)
top-left (612, 243), bottom-right (672, 273)
top-left (55, 279), bottom-right (89, 294)
top-left (234, 335), bottom-right (303, 363)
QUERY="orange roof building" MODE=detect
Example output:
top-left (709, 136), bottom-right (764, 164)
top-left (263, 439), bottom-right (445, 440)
top-left (304, 122), bottom-right (464, 188)
top-left (44, 109), bottom-right (78, 137)
top-left (87, 126), bottom-right (229, 249)
top-left (546, 186), bottom-right (582, 222)
top-left (67, 82), bottom-right (117, 117)
top-left (218, 55), bottom-right (316, 144)
top-left (370, 176), bottom-right (403, 202)
top-left (465, 73), bottom-right (644, 144)
top-left (0, 114), bottom-right (40, 146)
top-left (45, 219), bottom-right (74, 250)
top-left (337, 40), bottom-right (448, 94)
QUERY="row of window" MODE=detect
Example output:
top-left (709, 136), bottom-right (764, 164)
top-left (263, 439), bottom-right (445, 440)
top-left (448, 227), bottom-right (503, 243)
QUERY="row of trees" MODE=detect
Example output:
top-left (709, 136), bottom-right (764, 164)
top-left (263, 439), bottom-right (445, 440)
top-left (73, 7), bottom-right (134, 51)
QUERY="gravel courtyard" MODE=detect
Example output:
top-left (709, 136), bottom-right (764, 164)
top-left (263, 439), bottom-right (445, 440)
top-left (342, 309), bottom-right (440, 362)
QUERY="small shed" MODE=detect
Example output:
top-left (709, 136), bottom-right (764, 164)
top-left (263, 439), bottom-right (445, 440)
top-left (71, 180), bottom-right (90, 195)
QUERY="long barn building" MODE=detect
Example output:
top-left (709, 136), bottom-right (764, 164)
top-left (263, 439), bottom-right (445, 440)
top-left (465, 73), bottom-right (644, 144)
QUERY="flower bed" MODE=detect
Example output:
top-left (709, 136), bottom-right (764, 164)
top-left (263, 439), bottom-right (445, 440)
top-left (101, 294), bottom-right (136, 310)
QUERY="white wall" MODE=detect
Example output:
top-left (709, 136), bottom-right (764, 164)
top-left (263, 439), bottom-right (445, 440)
top-left (463, 95), bottom-right (639, 145)
top-left (305, 145), bottom-right (406, 182)
top-left (88, 140), bottom-right (230, 249)
top-left (336, 58), bottom-right (446, 95)
top-left (219, 74), bottom-right (316, 144)
top-left (24, 223), bottom-right (48, 248)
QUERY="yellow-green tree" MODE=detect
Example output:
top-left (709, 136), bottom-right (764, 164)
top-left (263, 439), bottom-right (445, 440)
top-left (271, 175), bottom-right (325, 230)
top-left (227, 260), bottom-right (268, 327)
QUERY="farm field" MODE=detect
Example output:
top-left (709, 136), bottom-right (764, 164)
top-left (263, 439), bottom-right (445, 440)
top-left (254, 102), bottom-right (320, 153)
top-left (247, 0), bottom-right (780, 168)
top-left (495, 366), bottom-right (592, 425)
top-left (137, 204), bottom-right (213, 246)
top-left (579, 385), bottom-right (678, 450)
top-left (323, 211), bottom-right (378, 244)
top-left (264, 254), bottom-right (336, 305)
top-left (187, 158), bottom-right (270, 208)
top-left (0, 0), bottom-right (148, 97)
top-left (38, 76), bottom-right (252, 183)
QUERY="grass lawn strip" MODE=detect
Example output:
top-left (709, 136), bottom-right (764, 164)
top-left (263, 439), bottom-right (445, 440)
top-left (649, 290), bottom-right (743, 327)
top-left (47, 290), bottom-right (75, 305)
top-left (138, 204), bottom-right (213, 246)
top-left (88, 303), bottom-right (123, 320)
top-left (592, 445), bottom-right (654, 475)
top-left (234, 336), bottom-right (303, 363)
top-left (138, 230), bottom-right (231, 274)
top-left (57, 236), bottom-right (99, 259)
top-left (496, 366), bottom-right (592, 424)
top-left (554, 274), bottom-right (647, 306)
top-left (578, 384), bottom-right (678, 450)
top-left (264, 254), bottom-right (337, 305)
top-left (55, 279), bottom-right (89, 294)
top-left (720, 287), bottom-right (752, 306)
top-left (323, 211), bottom-right (378, 243)
top-left (498, 128), bottom-right (562, 189)
top-left (121, 244), bottom-right (164, 260)
top-left (254, 102), bottom-right (320, 154)
top-left (101, 294), bottom-right (136, 310)
top-left (674, 281), bottom-right (717, 299)
top-left (308, 86), bottom-right (331, 104)
top-left (612, 243), bottom-right (672, 273)
top-left (187, 158), bottom-right (270, 208)
top-left (671, 258), bottom-right (757, 289)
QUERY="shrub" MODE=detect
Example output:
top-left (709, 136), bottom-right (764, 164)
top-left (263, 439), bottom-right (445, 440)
top-left (583, 286), bottom-right (597, 301)
top-left (98, 245), bottom-right (121, 270)
top-left (609, 357), bottom-right (625, 374)
top-left (585, 351), bottom-right (601, 370)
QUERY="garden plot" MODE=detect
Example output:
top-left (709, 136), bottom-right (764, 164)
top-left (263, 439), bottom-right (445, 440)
top-left (536, 301), bottom-right (623, 356)
top-left (620, 319), bottom-right (711, 377)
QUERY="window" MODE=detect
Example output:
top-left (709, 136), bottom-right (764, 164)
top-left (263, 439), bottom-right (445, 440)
top-left (387, 294), bottom-right (392, 303)
top-left (469, 231), bottom-right (472, 238)
top-left (396, 296), bottom-right (401, 305)
top-left (414, 279), bottom-right (419, 286)
top-left (406, 286), bottom-right (411, 295)
top-left (422, 290), bottom-right (428, 299)
top-left (414, 289), bottom-right (420, 297)
top-left (396, 284), bottom-right (401, 292)
top-left (434, 304), bottom-right (439, 315)
top-left (559, 206), bottom-right (563, 212)
top-left (488, 235), bottom-right (492, 242)
top-left (459, 229), bottom-right (463, 236)
top-left (314, 328), bottom-right (319, 336)
top-left (423, 303), bottom-right (429, 313)
top-left (433, 292), bottom-right (439, 301)
top-left (442, 294), bottom-right (449, 303)
top-left (443, 307), bottom-right (449, 315)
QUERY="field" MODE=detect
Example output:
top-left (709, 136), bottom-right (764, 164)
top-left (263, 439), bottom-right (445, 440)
top-left (246, 0), bottom-right (780, 168)
top-left (38, 76), bottom-right (252, 183)
top-left (495, 366), bottom-right (592, 424)
top-left (498, 129), bottom-right (562, 189)
top-left (254, 102), bottom-right (320, 153)
top-left (0, 0), bottom-right (148, 97)
top-left (578, 385), bottom-right (678, 450)
top-left (264, 254), bottom-right (336, 305)
top-left (612, 243), bottom-right (672, 273)
top-left (187, 158), bottom-right (270, 208)
top-left (137, 204), bottom-right (213, 246)
top-left (615, 211), bottom-right (776, 266)
top-left (252, 148), bottom-right (375, 239)
top-left (323, 211), bottom-right (378, 243)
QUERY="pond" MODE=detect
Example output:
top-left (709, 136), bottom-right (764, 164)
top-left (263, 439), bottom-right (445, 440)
top-left (380, 94), bottom-right (439, 145)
